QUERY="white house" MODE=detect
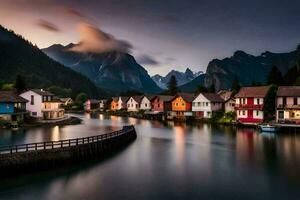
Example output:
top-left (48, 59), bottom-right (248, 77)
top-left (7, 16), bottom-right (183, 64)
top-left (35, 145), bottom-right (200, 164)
top-left (127, 96), bottom-right (143, 112)
top-left (59, 98), bottom-right (73, 106)
top-left (192, 93), bottom-right (224, 118)
top-left (20, 89), bottom-right (65, 120)
top-left (139, 95), bottom-right (154, 111)
top-left (218, 90), bottom-right (235, 113)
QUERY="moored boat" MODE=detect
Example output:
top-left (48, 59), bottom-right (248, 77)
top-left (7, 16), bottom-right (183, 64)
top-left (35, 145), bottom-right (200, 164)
top-left (258, 124), bottom-right (279, 133)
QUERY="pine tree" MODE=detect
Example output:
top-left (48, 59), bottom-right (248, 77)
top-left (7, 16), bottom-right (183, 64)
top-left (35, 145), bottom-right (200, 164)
top-left (231, 76), bottom-right (241, 95)
top-left (14, 74), bottom-right (27, 93)
top-left (208, 83), bottom-right (215, 93)
top-left (284, 66), bottom-right (299, 85)
top-left (267, 66), bottom-right (284, 85)
top-left (167, 75), bottom-right (179, 95)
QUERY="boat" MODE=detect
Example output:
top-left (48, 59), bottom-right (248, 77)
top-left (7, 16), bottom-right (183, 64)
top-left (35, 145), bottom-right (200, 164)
top-left (258, 124), bottom-right (279, 133)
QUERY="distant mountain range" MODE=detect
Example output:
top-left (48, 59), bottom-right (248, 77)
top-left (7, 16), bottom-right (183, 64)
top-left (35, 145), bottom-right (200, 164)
top-left (151, 68), bottom-right (203, 89)
top-left (0, 25), bottom-right (102, 98)
top-left (43, 44), bottom-right (161, 93)
top-left (179, 49), bottom-right (298, 92)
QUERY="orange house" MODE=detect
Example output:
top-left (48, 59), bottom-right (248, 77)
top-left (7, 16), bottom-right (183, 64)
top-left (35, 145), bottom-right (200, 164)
top-left (171, 93), bottom-right (194, 117)
top-left (110, 97), bottom-right (119, 111)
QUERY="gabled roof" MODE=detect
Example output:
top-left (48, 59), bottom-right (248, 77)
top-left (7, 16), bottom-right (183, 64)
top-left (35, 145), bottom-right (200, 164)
top-left (120, 96), bottom-right (130, 103)
top-left (234, 86), bottom-right (271, 98)
top-left (143, 95), bottom-right (155, 101)
top-left (151, 95), bottom-right (174, 102)
top-left (200, 93), bottom-right (224, 102)
top-left (217, 90), bottom-right (233, 101)
top-left (0, 91), bottom-right (28, 103)
top-left (277, 86), bottom-right (300, 97)
top-left (112, 97), bottom-right (119, 102)
top-left (30, 89), bottom-right (54, 96)
top-left (175, 93), bottom-right (195, 102)
top-left (128, 96), bottom-right (143, 104)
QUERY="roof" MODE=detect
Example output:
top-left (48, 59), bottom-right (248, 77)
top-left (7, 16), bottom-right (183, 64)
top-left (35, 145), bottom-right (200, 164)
top-left (129, 96), bottom-right (143, 104)
top-left (30, 89), bottom-right (54, 96)
top-left (234, 86), bottom-right (271, 98)
top-left (217, 90), bottom-right (233, 101)
top-left (88, 99), bottom-right (100, 104)
top-left (175, 93), bottom-right (195, 102)
top-left (201, 93), bottom-right (224, 102)
top-left (0, 91), bottom-right (28, 103)
top-left (60, 98), bottom-right (72, 102)
top-left (120, 96), bottom-right (130, 102)
top-left (151, 95), bottom-right (175, 102)
top-left (277, 86), bottom-right (300, 97)
top-left (143, 95), bottom-right (155, 101)
top-left (112, 97), bottom-right (119, 102)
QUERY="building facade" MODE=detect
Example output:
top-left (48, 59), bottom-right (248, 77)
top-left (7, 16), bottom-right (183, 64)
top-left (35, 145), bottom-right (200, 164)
top-left (139, 95), bottom-right (154, 111)
top-left (234, 86), bottom-right (270, 124)
top-left (192, 93), bottom-right (223, 118)
top-left (0, 91), bottom-right (28, 122)
top-left (84, 99), bottom-right (101, 112)
top-left (276, 86), bottom-right (300, 123)
top-left (127, 96), bottom-right (143, 112)
top-left (20, 89), bottom-right (65, 120)
top-left (170, 93), bottom-right (194, 118)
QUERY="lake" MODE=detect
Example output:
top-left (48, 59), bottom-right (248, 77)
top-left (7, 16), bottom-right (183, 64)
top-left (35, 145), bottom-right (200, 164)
top-left (0, 113), bottom-right (300, 200)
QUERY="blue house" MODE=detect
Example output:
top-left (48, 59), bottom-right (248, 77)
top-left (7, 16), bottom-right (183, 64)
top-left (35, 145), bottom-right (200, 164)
top-left (0, 91), bottom-right (28, 122)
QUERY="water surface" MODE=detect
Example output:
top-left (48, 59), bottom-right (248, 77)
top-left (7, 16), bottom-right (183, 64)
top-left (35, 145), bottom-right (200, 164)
top-left (0, 114), bottom-right (300, 200)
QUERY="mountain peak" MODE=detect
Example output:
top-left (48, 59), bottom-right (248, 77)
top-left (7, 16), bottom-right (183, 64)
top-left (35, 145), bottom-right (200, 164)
top-left (233, 50), bottom-right (249, 58)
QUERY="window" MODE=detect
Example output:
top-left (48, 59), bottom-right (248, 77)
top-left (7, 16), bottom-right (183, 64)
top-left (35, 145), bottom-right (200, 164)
top-left (283, 97), bottom-right (286, 105)
top-left (136, 104), bottom-right (138, 108)
top-left (294, 97), bottom-right (298, 105)
top-left (206, 102), bottom-right (208, 106)
top-left (31, 95), bottom-right (34, 105)
top-left (48, 96), bottom-right (51, 101)
top-left (145, 103), bottom-right (147, 107)
top-left (198, 102), bottom-right (200, 106)
top-left (278, 111), bottom-right (284, 119)
top-left (43, 96), bottom-right (47, 102)
top-left (242, 110), bottom-right (245, 115)
top-left (182, 103), bottom-right (184, 106)
top-left (176, 103), bottom-right (178, 106)
top-left (257, 98), bottom-right (260, 104)
top-left (256, 110), bottom-right (259, 116)
top-left (32, 112), bottom-right (37, 116)
top-left (158, 104), bottom-right (160, 108)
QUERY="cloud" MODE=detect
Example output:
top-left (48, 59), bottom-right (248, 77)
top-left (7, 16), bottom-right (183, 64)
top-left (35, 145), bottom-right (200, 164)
top-left (70, 22), bottom-right (132, 53)
top-left (36, 19), bottom-right (60, 32)
top-left (166, 57), bottom-right (176, 62)
top-left (136, 54), bottom-right (160, 65)
top-left (62, 6), bottom-right (85, 18)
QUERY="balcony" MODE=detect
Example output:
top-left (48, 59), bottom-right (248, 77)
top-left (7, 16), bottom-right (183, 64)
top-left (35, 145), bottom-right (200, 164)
top-left (277, 104), bottom-right (300, 110)
top-left (234, 104), bottom-right (263, 110)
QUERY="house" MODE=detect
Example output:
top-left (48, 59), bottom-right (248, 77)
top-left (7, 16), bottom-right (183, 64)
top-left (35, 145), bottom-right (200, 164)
top-left (234, 86), bottom-right (270, 124)
top-left (127, 96), bottom-right (143, 112)
top-left (99, 99), bottom-right (107, 111)
top-left (0, 91), bottom-right (28, 122)
top-left (151, 95), bottom-right (174, 113)
top-left (20, 89), bottom-right (65, 120)
top-left (84, 99), bottom-right (100, 112)
top-left (139, 95), bottom-right (155, 111)
top-left (110, 97), bottom-right (129, 111)
top-left (170, 93), bottom-right (195, 118)
top-left (60, 98), bottom-right (73, 106)
top-left (276, 86), bottom-right (300, 124)
top-left (218, 90), bottom-right (235, 113)
top-left (192, 93), bottom-right (224, 118)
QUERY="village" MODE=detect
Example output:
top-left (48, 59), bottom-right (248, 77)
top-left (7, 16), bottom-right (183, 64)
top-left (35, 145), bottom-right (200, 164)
top-left (1, 85), bottom-right (300, 131)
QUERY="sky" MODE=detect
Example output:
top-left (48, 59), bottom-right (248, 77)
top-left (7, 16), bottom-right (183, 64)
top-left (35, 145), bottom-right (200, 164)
top-left (0, 0), bottom-right (300, 76)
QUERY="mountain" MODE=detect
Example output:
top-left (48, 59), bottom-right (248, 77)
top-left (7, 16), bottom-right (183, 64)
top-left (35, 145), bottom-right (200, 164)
top-left (43, 44), bottom-right (161, 93)
top-left (151, 68), bottom-right (202, 89)
top-left (0, 25), bottom-right (102, 98)
top-left (180, 49), bottom-right (298, 92)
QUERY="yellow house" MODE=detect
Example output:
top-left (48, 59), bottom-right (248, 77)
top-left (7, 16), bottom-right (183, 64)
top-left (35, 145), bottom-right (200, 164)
top-left (276, 86), bottom-right (300, 123)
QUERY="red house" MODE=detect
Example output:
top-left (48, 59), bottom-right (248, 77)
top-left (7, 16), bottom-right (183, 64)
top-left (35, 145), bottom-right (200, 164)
top-left (234, 86), bottom-right (271, 124)
top-left (151, 95), bottom-right (174, 113)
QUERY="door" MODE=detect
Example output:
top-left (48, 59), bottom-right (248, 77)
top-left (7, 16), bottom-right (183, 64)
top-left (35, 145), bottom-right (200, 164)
top-left (248, 110), bottom-right (253, 119)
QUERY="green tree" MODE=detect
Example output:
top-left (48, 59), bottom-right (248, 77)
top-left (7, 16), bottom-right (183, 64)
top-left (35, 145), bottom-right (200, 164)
top-left (231, 76), bottom-right (241, 95)
top-left (14, 74), bottom-right (27, 93)
top-left (167, 75), bottom-right (179, 95)
top-left (2, 83), bottom-right (14, 90)
top-left (284, 66), bottom-right (299, 85)
top-left (195, 85), bottom-right (208, 94)
top-left (47, 85), bottom-right (72, 97)
top-left (75, 92), bottom-right (88, 109)
top-left (267, 66), bottom-right (284, 85)
top-left (263, 85), bottom-right (277, 120)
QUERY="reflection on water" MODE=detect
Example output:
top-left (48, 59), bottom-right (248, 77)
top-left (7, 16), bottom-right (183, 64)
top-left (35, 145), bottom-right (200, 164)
top-left (0, 114), bottom-right (300, 199)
